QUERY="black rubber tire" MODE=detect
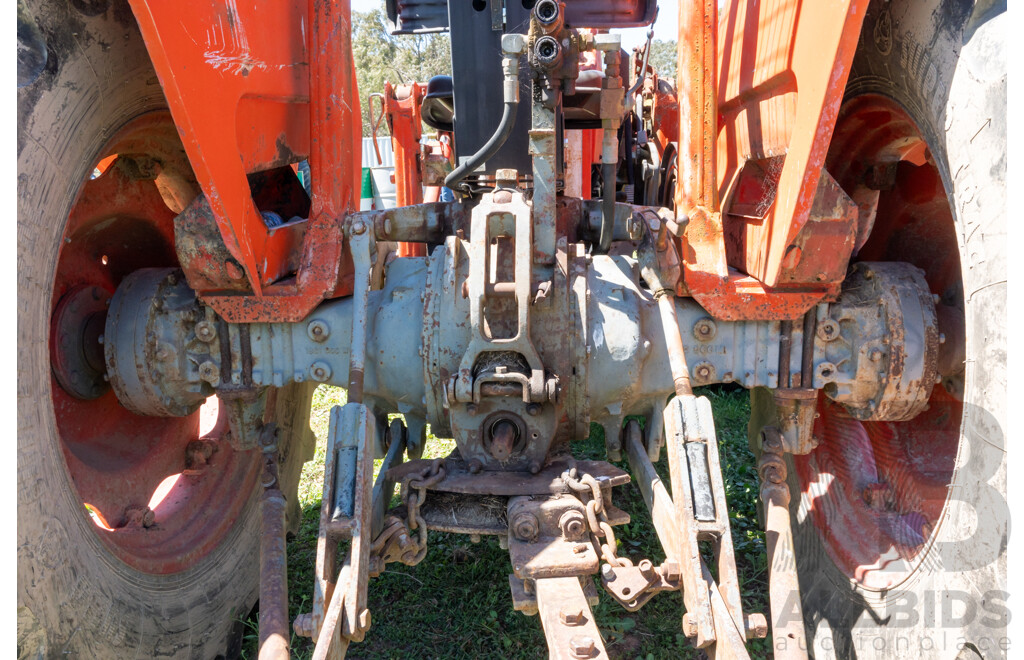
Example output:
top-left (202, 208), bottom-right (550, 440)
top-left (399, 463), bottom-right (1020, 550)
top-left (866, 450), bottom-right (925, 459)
top-left (749, 1), bottom-right (1006, 658)
top-left (17, 1), bottom-right (316, 657)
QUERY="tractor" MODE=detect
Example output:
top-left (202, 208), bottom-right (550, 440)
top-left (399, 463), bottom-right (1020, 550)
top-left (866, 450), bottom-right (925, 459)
top-left (17, 0), bottom-right (1007, 657)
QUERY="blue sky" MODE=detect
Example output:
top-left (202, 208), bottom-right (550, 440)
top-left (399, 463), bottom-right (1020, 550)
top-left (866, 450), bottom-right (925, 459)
top-left (350, 0), bottom-right (680, 51)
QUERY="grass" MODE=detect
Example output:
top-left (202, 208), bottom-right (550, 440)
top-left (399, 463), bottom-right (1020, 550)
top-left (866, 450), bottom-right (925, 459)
top-left (243, 384), bottom-right (769, 659)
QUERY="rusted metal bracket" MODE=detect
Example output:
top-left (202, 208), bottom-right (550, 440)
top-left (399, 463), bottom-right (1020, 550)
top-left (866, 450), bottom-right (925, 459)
top-left (535, 577), bottom-right (610, 659)
top-left (758, 428), bottom-right (809, 660)
top-left (624, 420), bottom-right (767, 657)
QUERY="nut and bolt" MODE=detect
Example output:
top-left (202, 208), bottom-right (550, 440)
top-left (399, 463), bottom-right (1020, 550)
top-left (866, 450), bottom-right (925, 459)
top-left (817, 319), bottom-right (840, 341)
top-left (816, 362), bottom-right (837, 381)
top-left (661, 559), bottom-right (681, 583)
top-left (526, 403), bottom-right (541, 416)
top-left (682, 612), bottom-right (698, 637)
top-left (869, 348), bottom-right (884, 362)
top-left (351, 219), bottom-right (367, 235)
top-left (601, 563), bottom-right (615, 580)
top-left (559, 509), bottom-right (587, 541)
top-left (307, 319), bottom-right (330, 342)
top-left (309, 361), bottom-right (332, 383)
top-left (468, 459), bottom-right (483, 474)
top-left (195, 321), bottom-right (216, 342)
top-left (638, 558), bottom-right (655, 580)
top-left (293, 613), bottom-right (314, 638)
top-left (569, 636), bottom-right (596, 658)
top-left (124, 506), bottom-right (155, 528)
top-left (198, 361), bottom-right (220, 384)
top-left (746, 613), bottom-right (769, 639)
top-left (693, 363), bottom-right (713, 382)
top-left (693, 318), bottom-right (717, 342)
top-left (511, 512), bottom-right (540, 542)
top-left (560, 608), bottom-right (586, 626)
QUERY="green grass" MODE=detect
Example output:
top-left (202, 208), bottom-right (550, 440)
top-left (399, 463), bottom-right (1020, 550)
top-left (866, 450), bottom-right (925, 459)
top-left (243, 384), bottom-right (768, 659)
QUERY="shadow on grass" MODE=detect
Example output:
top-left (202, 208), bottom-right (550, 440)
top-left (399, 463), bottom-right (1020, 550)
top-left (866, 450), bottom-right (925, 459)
top-left (243, 385), bottom-right (770, 660)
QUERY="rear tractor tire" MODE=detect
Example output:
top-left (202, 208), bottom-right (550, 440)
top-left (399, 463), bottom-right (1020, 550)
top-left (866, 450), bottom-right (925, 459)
top-left (17, 1), bottom-right (316, 656)
top-left (750, 1), bottom-right (1006, 658)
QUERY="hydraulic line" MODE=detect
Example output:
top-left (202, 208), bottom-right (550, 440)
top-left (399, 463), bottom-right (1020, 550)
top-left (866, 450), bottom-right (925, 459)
top-left (445, 37), bottom-right (524, 191)
top-left (445, 101), bottom-right (518, 191)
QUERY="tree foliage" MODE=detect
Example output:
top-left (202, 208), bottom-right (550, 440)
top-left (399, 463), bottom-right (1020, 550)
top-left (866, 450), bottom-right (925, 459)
top-left (646, 39), bottom-right (677, 85)
top-left (352, 7), bottom-right (453, 136)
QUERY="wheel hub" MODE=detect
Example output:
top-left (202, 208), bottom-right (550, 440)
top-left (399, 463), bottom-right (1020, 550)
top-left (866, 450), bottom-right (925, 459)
top-left (50, 285), bottom-right (110, 400)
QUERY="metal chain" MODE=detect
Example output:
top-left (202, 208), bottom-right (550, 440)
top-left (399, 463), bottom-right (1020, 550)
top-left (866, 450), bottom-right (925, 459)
top-left (399, 458), bottom-right (446, 565)
top-left (562, 467), bottom-right (632, 568)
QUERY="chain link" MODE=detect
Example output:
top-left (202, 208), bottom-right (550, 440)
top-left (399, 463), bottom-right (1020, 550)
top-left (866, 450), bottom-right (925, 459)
top-left (562, 467), bottom-right (632, 568)
top-left (399, 458), bottom-right (446, 565)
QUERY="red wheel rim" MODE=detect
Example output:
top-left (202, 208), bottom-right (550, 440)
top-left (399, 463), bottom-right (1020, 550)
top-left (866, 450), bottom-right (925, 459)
top-left (49, 113), bottom-right (260, 574)
top-left (796, 95), bottom-right (965, 590)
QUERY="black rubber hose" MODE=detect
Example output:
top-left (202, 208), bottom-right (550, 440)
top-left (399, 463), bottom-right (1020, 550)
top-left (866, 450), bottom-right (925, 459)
top-left (598, 162), bottom-right (616, 254)
top-left (445, 100), bottom-right (518, 191)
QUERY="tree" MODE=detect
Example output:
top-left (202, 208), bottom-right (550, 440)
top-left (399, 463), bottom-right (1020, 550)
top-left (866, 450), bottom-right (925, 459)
top-left (351, 6), bottom-right (453, 136)
top-left (646, 39), bottom-right (677, 85)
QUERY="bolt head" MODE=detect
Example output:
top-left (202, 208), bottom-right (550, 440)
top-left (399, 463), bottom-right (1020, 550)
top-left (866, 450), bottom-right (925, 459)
top-left (198, 361), bottom-right (220, 384)
top-left (307, 319), bottom-right (330, 342)
top-left (569, 636), bottom-right (596, 658)
top-left (512, 512), bottom-right (540, 542)
top-left (310, 361), bottom-right (332, 382)
top-left (195, 321), bottom-right (216, 342)
top-left (351, 219), bottom-right (367, 235)
top-left (869, 349), bottom-right (883, 362)
top-left (682, 612), bottom-right (698, 637)
top-left (560, 608), bottom-right (586, 626)
top-left (526, 403), bottom-right (541, 416)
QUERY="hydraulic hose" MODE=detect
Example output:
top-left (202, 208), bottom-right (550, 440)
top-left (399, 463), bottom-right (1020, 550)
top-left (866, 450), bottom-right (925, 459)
top-left (445, 35), bottom-right (525, 191)
top-left (445, 100), bottom-right (518, 191)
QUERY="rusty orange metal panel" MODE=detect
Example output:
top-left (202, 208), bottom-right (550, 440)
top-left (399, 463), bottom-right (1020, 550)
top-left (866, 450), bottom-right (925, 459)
top-left (716, 0), bottom-right (868, 287)
top-left (385, 81), bottom-right (428, 258)
top-left (129, 0), bottom-right (360, 323)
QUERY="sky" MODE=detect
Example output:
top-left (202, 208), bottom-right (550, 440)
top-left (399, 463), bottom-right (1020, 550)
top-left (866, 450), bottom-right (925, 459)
top-left (350, 0), bottom-right (680, 51)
